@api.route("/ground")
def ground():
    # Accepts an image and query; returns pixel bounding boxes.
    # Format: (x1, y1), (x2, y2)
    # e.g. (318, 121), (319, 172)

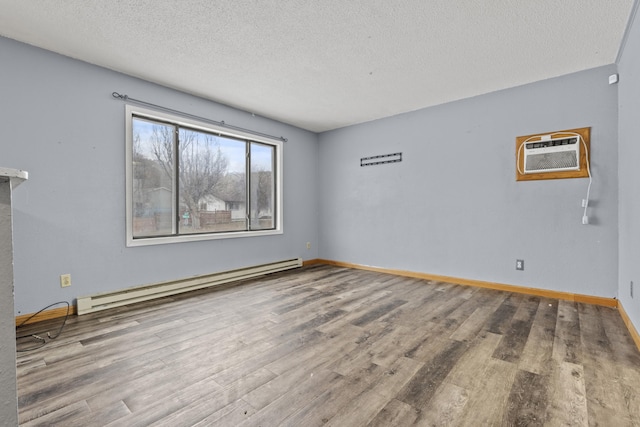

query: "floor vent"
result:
(77, 258), (302, 315)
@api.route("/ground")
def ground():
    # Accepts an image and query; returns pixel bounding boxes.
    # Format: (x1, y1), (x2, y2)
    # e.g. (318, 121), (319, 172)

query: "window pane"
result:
(132, 118), (176, 237)
(178, 129), (247, 234)
(249, 142), (275, 230)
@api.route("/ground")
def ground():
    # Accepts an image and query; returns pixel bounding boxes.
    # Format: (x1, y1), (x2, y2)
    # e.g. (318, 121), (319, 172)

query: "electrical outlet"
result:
(60, 274), (71, 288)
(631, 281), (634, 298)
(306, 242), (311, 250)
(516, 259), (524, 271)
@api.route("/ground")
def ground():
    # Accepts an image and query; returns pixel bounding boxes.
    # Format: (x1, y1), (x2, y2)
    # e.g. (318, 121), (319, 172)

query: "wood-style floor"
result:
(16, 265), (640, 426)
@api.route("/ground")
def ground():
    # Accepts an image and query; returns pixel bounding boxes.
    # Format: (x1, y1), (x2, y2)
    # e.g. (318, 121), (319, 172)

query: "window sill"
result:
(126, 228), (283, 247)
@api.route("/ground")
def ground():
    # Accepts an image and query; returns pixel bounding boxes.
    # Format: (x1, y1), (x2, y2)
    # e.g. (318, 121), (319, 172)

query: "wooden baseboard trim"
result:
(15, 304), (76, 327)
(310, 259), (618, 308)
(302, 259), (326, 267)
(618, 302), (640, 352)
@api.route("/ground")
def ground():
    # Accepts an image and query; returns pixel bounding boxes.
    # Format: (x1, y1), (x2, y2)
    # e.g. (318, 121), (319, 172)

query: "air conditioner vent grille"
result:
(525, 151), (578, 172)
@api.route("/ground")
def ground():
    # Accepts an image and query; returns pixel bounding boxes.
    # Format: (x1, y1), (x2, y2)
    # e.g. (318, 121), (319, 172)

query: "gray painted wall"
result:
(318, 65), (619, 299)
(0, 182), (18, 426)
(618, 5), (640, 332)
(0, 36), (319, 316)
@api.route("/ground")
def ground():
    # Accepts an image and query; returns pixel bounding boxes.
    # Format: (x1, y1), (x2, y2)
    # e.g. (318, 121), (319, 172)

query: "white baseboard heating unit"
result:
(77, 258), (302, 315)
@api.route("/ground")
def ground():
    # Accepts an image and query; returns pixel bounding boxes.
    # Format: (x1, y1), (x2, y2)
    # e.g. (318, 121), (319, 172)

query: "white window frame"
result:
(125, 105), (283, 247)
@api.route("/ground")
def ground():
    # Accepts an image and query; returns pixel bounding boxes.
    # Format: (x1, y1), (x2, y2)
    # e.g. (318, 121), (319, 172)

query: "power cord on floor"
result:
(16, 301), (70, 352)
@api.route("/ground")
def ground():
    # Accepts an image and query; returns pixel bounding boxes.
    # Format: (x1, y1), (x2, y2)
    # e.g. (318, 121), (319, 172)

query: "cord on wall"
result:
(580, 136), (592, 225)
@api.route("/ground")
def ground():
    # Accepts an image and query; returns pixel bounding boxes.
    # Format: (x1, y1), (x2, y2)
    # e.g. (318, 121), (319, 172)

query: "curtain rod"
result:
(111, 92), (288, 142)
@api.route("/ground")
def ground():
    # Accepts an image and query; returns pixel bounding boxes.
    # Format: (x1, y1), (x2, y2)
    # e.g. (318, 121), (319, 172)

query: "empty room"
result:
(2, 1), (640, 426)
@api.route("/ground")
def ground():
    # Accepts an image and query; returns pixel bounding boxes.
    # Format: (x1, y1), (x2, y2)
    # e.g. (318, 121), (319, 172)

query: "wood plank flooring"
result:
(15, 265), (640, 426)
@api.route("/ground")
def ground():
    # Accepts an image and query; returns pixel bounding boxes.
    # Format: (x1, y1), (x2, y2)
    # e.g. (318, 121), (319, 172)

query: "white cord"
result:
(550, 131), (592, 221)
(581, 136), (592, 221)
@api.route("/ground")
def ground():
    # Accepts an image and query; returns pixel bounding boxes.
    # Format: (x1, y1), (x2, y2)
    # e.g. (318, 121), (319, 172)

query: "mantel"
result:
(0, 167), (28, 187)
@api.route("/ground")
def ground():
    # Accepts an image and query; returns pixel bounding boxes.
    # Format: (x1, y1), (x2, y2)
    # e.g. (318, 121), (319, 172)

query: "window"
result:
(126, 105), (282, 246)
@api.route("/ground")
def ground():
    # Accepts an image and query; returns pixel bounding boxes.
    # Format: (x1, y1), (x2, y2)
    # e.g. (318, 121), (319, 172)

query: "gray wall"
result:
(0, 36), (319, 316)
(318, 65), (619, 298)
(618, 5), (640, 332)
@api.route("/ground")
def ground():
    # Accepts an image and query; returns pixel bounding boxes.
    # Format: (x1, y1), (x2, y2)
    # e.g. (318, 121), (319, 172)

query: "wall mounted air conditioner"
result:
(522, 136), (580, 174)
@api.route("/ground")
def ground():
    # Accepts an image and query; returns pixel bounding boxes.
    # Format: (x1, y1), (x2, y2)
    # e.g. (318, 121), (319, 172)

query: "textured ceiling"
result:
(0, 1), (635, 132)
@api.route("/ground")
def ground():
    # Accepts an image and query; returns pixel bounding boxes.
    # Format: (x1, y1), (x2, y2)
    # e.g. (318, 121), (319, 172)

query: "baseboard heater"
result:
(77, 258), (302, 315)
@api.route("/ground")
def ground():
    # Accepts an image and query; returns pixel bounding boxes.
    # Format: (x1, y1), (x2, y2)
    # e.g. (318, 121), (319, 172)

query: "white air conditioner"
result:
(523, 136), (580, 174)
